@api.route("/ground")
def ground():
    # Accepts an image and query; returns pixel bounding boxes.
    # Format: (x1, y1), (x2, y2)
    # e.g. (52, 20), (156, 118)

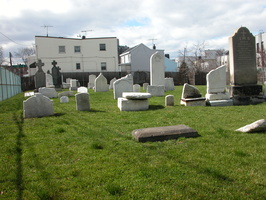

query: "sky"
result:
(1, 0), (266, 63)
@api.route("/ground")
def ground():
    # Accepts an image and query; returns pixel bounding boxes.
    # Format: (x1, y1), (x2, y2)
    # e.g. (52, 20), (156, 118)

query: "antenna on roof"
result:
(81, 30), (93, 38)
(41, 25), (53, 37)
(149, 38), (157, 49)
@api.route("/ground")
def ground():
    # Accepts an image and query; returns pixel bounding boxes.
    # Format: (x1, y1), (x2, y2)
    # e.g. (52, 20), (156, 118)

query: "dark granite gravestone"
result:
(51, 60), (62, 88)
(229, 27), (262, 105)
(34, 59), (46, 89)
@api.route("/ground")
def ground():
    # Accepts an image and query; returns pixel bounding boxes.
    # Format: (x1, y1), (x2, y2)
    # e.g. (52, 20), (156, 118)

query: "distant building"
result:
(255, 32), (266, 83)
(119, 43), (177, 73)
(30, 36), (120, 74)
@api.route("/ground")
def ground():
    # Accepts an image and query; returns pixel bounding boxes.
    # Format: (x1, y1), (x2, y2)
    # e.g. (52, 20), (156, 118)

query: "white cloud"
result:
(0, 0), (266, 60)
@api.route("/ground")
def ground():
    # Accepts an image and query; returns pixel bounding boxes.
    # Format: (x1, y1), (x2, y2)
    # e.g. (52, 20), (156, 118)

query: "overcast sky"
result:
(1, 0), (266, 63)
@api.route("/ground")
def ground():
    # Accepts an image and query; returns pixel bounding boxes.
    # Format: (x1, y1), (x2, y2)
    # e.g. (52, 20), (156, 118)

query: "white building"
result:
(32, 36), (120, 73)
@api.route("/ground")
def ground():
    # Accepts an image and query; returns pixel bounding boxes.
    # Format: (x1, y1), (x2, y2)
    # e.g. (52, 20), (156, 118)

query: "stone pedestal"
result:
(180, 97), (206, 106)
(118, 92), (151, 111)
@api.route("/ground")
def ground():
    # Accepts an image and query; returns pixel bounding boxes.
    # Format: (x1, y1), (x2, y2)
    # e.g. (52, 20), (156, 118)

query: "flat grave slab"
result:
(122, 92), (152, 100)
(132, 125), (200, 142)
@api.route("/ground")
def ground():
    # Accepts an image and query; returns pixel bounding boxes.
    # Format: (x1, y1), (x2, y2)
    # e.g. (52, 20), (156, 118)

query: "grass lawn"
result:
(0, 86), (265, 200)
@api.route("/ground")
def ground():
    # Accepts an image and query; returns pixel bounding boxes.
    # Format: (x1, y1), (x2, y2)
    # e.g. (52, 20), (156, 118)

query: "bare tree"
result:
(14, 47), (35, 65)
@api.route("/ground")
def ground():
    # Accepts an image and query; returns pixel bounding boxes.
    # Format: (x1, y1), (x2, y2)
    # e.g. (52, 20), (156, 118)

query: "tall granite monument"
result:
(51, 60), (62, 88)
(229, 27), (262, 105)
(34, 59), (46, 89)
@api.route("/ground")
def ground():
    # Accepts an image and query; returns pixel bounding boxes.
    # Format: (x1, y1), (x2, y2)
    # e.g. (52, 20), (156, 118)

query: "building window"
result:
(100, 44), (106, 51)
(101, 62), (107, 71)
(74, 46), (81, 53)
(76, 63), (81, 70)
(59, 46), (65, 53)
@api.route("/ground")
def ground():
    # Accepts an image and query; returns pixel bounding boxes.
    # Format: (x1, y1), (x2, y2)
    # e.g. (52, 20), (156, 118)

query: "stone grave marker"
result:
(113, 74), (133, 99)
(88, 74), (96, 89)
(165, 95), (174, 106)
(165, 77), (175, 91)
(75, 93), (90, 111)
(51, 60), (62, 88)
(35, 59), (46, 89)
(38, 87), (57, 98)
(109, 77), (117, 89)
(70, 79), (78, 90)
(60, 96), (69, 103)
(147, 85), (164, 96)
(133, 84), (141, 92)
(23, 93), (54, 118)
(77, 86), (88, 93)
(150, 51), (165, 86)
(94, 73), (109, 92)
(180, 83), (206, 106)
(143, 83), (149, 91)
(229, 26), (262, 105)
(46, 72), (54, 88)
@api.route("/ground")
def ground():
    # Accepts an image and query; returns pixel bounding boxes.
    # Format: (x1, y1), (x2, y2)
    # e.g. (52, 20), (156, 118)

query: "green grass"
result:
(0, 86), (265, 200)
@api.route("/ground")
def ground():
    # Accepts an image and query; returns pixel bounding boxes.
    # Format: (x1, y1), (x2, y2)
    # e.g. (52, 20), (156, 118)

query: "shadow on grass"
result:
(12, 112), (24, 200)
(149, 105), (165, 110)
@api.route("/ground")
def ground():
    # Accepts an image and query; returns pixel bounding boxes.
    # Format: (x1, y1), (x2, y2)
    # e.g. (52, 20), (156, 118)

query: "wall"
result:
(0, 67), (22, 101)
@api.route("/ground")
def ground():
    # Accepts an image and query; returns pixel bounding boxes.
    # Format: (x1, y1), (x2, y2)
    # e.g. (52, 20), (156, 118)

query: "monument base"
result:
(232, 96), (265, 105)
(207, 99), (233, 107)
(180, 97), (206, 106)
(230, 85), (262, 96)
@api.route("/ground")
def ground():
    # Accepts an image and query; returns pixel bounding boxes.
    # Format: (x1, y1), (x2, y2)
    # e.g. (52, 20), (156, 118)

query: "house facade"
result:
(32, 36), (120, 74)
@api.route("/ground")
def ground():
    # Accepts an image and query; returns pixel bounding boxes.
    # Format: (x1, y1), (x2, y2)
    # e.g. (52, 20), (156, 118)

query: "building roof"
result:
(35, 35), (118, 41)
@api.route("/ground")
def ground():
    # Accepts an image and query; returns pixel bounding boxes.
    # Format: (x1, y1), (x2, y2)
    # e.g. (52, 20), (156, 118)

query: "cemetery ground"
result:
(0, 86), (265, 200)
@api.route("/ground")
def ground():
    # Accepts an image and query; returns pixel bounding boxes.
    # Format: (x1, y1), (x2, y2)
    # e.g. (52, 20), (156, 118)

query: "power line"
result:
(0, 32), (32, 46)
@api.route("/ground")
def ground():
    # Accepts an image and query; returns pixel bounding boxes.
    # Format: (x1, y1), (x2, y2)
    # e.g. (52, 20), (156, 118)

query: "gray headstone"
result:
(181, 83), (202, 99)
(109, 77), (117, 89)
(94, 73), (109, 92)
(147, 85), (165, 96)
(132, 125), (200, 142)
(133, 84), (141, 92)
(35, 59), (46, 89)
(23, 93), (54, 118)
(143, 83), (149, 91)
(38, 87), (57, 98)
(165, 95), (174, 106)
(229, 27), (257, 85)
(46, 73), (54, 87)
(60, 96), (69, 103)
(113, 74), (133, 99)
(164, 78), (175, 91)
(236, 119), (266, 133)
(75, 93), (90, 111)
(88, 74), (96, 89)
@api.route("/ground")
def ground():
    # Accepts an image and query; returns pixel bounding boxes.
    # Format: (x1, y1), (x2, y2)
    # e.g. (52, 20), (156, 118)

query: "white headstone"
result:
(75, 93), (90, 111)
(207, 65), (227, 94)
(66, 78), (71, 84)
(60, 96), (69, 103)
(77, 86), (88, 93)
(88, 74), (96, 89)
(70, 79), (78, 90)
(165, 95), (174, 106)
(38, 87), (57, 98)
(143, 83), (149, 91)
(94, 73), (109, 92)
(164, 78), (174, 91)
(147, 85), (164, 96)
(150, 52), (165, 86)
(23, 93), (54, 118)
(46, 73), (54, 87)
(113, 74), (133, 99)
(109, 77), (117, 89)
(133, 84), (141, 92)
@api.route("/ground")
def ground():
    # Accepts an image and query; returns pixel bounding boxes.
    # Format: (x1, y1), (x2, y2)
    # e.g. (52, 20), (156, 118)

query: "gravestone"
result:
(77, 86), (88, 93)
(75, 93), (90, 111)
(180, 83), (206, 106)
(132, 125), (200, 142)
(58, 91), (74, 98)
(46, 73), (54, 88)
(205, 65), (233, 106)
(118, 92), (152, 111)
(94, 73), (109, 92)
(113, 74), (133, 99)
(164, 78), (175, 91)
(70, 79), (78, 91)
(143, 83), (149, 91)
(133, 84), (141, 92)
(60, 96), (69, 103)
(88, 74), (96, 89)
(165, 95), (174, 106)
(38, 87), (57, 98)
(34, 59), (46, 89)
(147, 85), (164, 96)
(109, 77), (117, 89)
(150, 51), (165, 86)
(23, 93), (54, 118)
(229, 27), (262, 105)
(236, 119), (266, 133)
(51, 60), (62, 88)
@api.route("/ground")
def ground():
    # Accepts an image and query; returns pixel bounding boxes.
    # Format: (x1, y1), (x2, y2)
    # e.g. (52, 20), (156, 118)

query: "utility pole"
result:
(41, 25), (53, 37)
